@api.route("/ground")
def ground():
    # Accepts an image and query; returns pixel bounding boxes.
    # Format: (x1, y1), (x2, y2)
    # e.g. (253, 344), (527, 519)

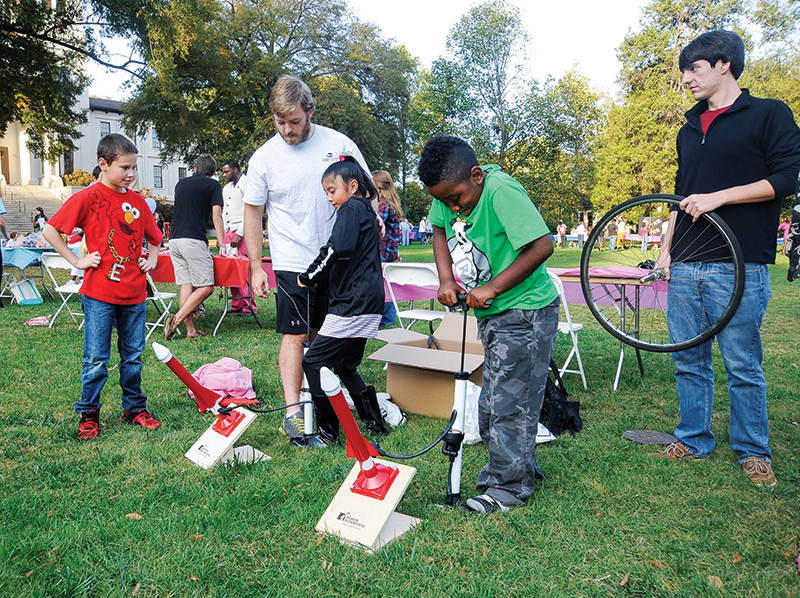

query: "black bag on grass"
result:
(540, 360), (583, 436)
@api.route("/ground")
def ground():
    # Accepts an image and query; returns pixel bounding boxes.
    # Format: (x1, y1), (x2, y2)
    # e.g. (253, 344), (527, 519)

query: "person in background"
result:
(0, 196), (7, 308)
(419, 215), (430, 244)
(576, 221), (587, 249)
(221, 159), (255, 314)
(640, 219), (650, 252)
(33, 207), (48, 232)
(163, 154), (227, 340)
(399, 218), (411, 246)
(778, 217), (791, 255)
(556, 220), (567, 248)
(607, 219), (618, 251)
(372, 170), (403, 327)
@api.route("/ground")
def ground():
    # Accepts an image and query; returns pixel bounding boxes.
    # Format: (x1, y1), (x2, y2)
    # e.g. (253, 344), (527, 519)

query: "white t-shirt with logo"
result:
(243, 125), (368, 272)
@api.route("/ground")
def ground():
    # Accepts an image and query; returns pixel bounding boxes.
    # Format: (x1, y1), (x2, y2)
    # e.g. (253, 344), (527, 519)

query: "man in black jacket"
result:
(654, 30), (800, 489)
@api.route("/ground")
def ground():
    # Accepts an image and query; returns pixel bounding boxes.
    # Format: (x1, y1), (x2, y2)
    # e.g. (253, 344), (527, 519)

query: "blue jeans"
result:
(667, 262), (771, 461)
(76, 296), (148, 415)
(380, 256), (397, 326)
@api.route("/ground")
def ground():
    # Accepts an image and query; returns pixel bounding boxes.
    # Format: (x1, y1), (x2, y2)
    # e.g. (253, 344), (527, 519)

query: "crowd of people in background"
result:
(551, 211), (794, 254)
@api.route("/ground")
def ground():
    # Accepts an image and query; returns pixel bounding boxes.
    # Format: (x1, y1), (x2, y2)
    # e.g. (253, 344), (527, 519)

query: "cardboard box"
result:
(368, 313), (484, 418)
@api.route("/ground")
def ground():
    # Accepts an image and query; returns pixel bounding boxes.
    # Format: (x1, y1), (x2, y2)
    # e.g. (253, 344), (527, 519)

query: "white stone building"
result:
(0, 88), (191, 201)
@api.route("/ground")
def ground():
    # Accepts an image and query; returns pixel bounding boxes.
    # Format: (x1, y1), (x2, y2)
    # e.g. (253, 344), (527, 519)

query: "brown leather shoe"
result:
(163, 314), (179, 341)
(742, 456), (777, 488)
(650, 441), (697, 460)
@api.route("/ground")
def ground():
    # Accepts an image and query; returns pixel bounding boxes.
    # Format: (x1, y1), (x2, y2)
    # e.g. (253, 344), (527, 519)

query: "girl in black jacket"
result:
(298, 156), (386, 446)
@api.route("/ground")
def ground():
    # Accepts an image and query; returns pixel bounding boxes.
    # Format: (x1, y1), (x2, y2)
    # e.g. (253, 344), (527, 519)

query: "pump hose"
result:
(243, 399), (312, 415)
(371, 411), (458, 459)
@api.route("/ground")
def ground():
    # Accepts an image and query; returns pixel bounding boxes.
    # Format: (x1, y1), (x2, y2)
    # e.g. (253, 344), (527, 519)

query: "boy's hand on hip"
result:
(77, 251), (101, 270)
(137, 257), (155, 272)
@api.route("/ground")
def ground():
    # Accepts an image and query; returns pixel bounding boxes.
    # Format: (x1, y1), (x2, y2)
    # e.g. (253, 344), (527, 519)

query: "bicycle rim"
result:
(579, 194), (744, 352)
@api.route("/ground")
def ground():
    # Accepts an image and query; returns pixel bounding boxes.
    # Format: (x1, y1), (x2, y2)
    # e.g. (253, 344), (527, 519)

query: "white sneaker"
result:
(465, 494), (510, 514)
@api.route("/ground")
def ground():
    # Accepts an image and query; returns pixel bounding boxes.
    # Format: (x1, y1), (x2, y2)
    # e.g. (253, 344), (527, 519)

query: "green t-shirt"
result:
(428, 165), (558, 320)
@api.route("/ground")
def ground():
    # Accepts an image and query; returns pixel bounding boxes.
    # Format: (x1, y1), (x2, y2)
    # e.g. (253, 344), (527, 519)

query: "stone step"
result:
(1, 185), (64, 237)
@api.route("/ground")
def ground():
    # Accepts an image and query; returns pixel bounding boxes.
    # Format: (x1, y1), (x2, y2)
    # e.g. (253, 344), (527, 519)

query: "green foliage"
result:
(402, 181), (433, 224)
(743, 0), (800, 118)
(439, 0), (529, 168)
(117, 0), (416, 174)
(517, 71), (606, 226)
(0, 0), (88, 162)
(591, 0), (745, 217)
(62, 168), (93, 187)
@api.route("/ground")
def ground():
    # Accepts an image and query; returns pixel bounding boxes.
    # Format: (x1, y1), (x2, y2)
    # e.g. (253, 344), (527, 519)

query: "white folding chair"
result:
(548, 269), (587, 389)
(382, 262), (445, 341)
(145, 273), (177, 341)
(41, 252), (84, 328)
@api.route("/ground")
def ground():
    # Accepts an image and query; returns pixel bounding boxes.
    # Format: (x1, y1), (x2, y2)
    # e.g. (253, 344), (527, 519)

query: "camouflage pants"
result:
(476, 301), (559, 506)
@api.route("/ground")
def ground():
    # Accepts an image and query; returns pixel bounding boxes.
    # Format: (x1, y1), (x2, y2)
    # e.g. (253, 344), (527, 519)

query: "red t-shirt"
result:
(700, 105), (730, 135)
(48, 184), (163, 304)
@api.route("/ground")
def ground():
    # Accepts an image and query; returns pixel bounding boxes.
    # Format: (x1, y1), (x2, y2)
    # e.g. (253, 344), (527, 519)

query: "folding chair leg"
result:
(560, 339), (587, 390)
(49, 299), (73, 328)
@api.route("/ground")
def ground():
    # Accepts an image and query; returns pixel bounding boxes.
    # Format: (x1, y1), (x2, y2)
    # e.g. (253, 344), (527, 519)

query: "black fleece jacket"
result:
(299, 195), (383, 317)
(673, 89), (800, 263)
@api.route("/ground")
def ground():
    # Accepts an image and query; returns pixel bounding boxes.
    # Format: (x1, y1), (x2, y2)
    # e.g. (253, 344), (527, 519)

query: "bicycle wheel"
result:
(579, 194), (744, 352)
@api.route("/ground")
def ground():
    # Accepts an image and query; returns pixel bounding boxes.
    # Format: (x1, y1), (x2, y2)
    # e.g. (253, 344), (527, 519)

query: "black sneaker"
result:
(465, 494), (510, 514)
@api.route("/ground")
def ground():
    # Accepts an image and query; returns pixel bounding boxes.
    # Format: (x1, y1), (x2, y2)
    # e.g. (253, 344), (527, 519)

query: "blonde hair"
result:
(371, 170), (403, 220)
(269, 76), (316, 117)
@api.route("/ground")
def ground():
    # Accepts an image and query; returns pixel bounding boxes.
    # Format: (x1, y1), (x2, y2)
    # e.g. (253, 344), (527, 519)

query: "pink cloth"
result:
(191, 358), (257, 400)
(224, 229), (255, 313)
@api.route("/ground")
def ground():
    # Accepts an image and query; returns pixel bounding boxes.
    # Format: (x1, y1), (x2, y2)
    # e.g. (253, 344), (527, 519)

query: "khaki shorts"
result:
(169, 238), (214, 287)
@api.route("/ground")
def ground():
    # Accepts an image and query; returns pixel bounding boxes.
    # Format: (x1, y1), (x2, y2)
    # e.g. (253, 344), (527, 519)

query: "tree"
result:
(1, 0), (88, 162)
(431, 0), (529, 170)
(116, 0), (416, 173)
(744, 0), (800, 118)
(505, 71), (605, 227)
(0, 0), (149, 162)
(591, 0), (744, 218)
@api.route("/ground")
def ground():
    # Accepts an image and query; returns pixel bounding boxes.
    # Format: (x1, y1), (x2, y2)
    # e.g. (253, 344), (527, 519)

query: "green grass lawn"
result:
(1, 244), (799, 597)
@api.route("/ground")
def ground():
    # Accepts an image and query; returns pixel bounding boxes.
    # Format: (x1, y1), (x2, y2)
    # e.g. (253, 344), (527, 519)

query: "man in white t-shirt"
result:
(243, 76), (369, 442)
(221, 159), (254, 314)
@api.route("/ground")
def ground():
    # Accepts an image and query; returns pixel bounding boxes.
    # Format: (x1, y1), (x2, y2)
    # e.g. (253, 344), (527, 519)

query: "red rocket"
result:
(319, 367), (398, 500)
(152, 342), (224, 413)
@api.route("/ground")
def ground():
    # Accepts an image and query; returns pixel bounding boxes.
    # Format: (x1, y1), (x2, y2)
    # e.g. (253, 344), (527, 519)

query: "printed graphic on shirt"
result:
(448, 217), (492, 290)
(89, 188), (143, 282)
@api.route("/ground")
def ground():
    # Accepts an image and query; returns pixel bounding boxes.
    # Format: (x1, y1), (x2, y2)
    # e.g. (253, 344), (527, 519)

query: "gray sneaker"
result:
(280, 412), (304, 440)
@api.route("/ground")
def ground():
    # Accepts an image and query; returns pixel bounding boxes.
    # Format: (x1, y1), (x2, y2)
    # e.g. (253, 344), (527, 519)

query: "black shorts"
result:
(274, 270), (329, 335)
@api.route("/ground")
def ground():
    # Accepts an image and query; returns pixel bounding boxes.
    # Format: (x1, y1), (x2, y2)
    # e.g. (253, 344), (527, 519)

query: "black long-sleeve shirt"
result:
(673, 89), (800, 264)
(300, 195), (383, 327)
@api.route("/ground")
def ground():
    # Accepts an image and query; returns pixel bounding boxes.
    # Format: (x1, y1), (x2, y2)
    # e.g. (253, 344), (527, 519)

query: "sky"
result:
(88, 0), (652, 99)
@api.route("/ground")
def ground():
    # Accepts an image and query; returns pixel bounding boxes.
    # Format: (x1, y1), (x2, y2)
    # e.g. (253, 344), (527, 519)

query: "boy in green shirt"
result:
(419, 136), (559, 513)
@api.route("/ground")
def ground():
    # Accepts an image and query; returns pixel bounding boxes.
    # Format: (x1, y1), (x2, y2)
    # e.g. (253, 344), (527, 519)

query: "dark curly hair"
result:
(679, 30), (745, 80)
(321, 156), (377, 199)
(417, 136), (479, 188)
